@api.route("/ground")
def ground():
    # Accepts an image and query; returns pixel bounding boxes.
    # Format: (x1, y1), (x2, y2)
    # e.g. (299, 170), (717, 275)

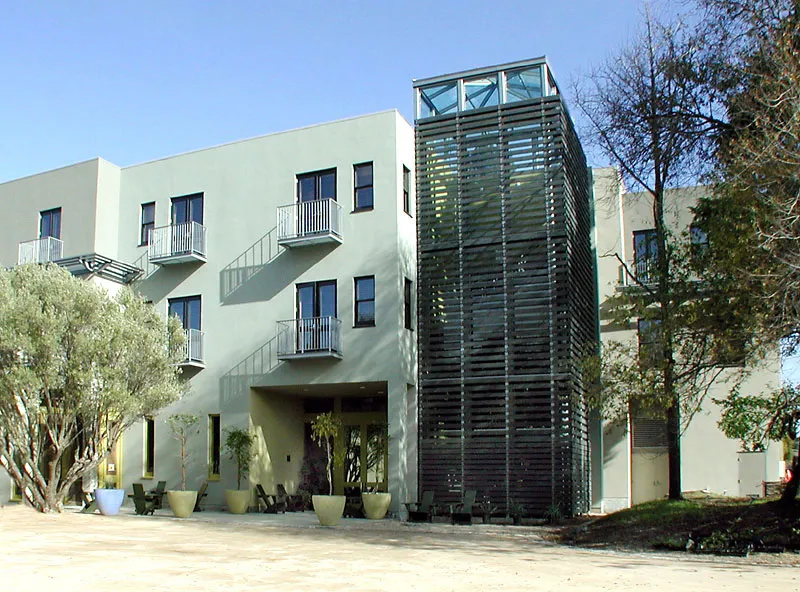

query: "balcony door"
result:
(297, 169), (336, 235)
(296, 281), (336, 351)
(168, 296), (202, 332)
(633, 229), (658, 283)
(171, 193), (204, 225)
(39, 208), (61, 239)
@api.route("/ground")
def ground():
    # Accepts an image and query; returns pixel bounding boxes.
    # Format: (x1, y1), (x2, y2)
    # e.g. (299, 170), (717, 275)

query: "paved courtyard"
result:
(0, 504), (796, 591)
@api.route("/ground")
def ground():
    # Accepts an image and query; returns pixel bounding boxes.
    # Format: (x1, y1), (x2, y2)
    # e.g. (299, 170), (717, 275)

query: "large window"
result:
(296, 280), (337, 351)
(298, 169), (337, 203)
(140, 202), (155, 245)
(403, 166), (411, 216)
(168, 295), (202, 331)
(404, 278), (413, 330)
(633, 229), (658, 284)
(208, 414), (221, 480)
(39, 207), (62, 239)
(354, 163), (374, 211)
(354, 276), (375, 327)
(171, 193), (204, 225)
(144, 417), (155, 478)
(637, 318), (663, 368)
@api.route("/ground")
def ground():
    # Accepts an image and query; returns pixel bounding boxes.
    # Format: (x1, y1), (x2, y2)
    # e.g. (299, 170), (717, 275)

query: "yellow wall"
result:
(250, 390), (305, 494)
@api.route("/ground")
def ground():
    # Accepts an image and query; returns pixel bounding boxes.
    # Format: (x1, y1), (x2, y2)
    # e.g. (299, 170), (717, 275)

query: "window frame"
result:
(39, 207), (62, 240)
(353, 162), (374, 212)
(140, 202), (156, 246)
(143, 417), (155, 479)
(208, 414), (221, 481)
(168, 295), (202, 331)
(354, 275), (376, 328)
(171, 193), (204, 225)
(404, 277), (413, 330)
(402, 165), (411, 216)
(297, 168), (337, 203)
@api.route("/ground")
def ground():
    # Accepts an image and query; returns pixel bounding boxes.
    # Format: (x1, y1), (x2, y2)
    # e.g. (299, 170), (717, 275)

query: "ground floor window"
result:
(208, 414), (221, 480)
(144, 417), (155, 478)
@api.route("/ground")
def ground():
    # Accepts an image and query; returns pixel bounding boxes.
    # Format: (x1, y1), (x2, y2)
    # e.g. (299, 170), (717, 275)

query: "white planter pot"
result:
(361, 492), (392, 520)
(312, 494), (346, 526)
(225, 489), (250, 514)
(167, 490), (198, 518)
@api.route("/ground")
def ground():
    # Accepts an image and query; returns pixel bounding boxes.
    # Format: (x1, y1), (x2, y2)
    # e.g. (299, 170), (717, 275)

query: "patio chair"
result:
(193, 481), (209, 512)
(150, 480), (167, 510)
(450, 490), (477, 525)
(256, 484), (286, 514)
(405, 490), (436, 522)
(80, 492), (98, 514)
(276, 483), (304, 512)
(129, 483), (155, 515)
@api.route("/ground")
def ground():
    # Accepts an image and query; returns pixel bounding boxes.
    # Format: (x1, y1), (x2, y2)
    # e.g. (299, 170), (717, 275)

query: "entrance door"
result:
(343, 423), (388, 493)
(296, 281), (336, 351)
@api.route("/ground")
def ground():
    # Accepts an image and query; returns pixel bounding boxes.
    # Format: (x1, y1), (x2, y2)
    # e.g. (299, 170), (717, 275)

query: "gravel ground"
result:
(0, 504), (797, 591)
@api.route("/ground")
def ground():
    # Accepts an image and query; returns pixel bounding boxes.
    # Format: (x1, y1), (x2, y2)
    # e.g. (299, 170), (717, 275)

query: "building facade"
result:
(413, 59), (598, 516)
(0, 110), (418, 511)
(591, 167), (784, 511)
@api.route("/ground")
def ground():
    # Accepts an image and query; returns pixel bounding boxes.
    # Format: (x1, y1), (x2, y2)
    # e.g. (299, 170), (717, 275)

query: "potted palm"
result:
(361, 424), (392, 520)
(166, 413), (199, 518)
(310, 411), (345, 526)
(223, 426), (253, 514)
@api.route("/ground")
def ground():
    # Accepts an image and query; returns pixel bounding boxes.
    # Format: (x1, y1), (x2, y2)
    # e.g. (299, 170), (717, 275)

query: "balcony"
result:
(179, 328), (205, 369)
(149, 221), (207, 265)
(276, 316), (343, 360)
(18, 237), (63, 265)
(619, 259), (657, 288)
(277, 199), (343, 248)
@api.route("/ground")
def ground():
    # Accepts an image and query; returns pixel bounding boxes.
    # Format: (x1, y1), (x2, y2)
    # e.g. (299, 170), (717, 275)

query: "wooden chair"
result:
(193, 482), (209, 512)
(404, 491), (436, 522)
(129, 483), (155, 515)
(450, 490), (477, 525)
(80, 492), (98, 514)
(256, 484), (285, 514)
(276, 483), (304, 512)
(149, 481), (167, 510)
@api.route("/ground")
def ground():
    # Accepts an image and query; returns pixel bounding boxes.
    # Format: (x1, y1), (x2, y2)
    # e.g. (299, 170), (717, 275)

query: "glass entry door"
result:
(343, 422), (388, 493)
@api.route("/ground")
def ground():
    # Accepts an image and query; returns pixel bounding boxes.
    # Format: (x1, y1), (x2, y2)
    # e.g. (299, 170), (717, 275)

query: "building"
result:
(591, 167), (785, 511)
(0, 110), (418, 511)
(413, 58), (598, 516)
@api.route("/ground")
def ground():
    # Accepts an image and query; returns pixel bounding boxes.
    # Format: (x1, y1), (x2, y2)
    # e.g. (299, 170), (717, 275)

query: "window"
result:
(144, 417), (155, 478)
(171, 193), (204, 225)
(297, 169), (337, 203)
(39, 207), (62, 240)
(631, 414), (669, 449)
(637, 318), (663, 368)
(354, 163), (374, 211)
(140, 202), (155, 245)
(354, 276), (375, 327)
(168, 296), (202, 331)
(690, 225), (708, 260)
(404, 278), (413, 330)
(208, 414), (221, 480)
(402, 166), (411, 216)
(296, 280), (337, 351)
(633, 229), (658, 284)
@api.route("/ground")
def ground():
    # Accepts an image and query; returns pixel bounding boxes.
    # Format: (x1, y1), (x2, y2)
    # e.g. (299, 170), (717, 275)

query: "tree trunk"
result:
(666, 397), (682, 499)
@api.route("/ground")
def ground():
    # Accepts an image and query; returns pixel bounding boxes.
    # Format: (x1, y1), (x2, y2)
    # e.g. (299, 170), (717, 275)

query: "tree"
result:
(310, 411), (341, 496)
(168, 414), (199, 491)
(224, 426), (253, 490)
(576, 9), (735, 499)
(0, 264), (185, 512)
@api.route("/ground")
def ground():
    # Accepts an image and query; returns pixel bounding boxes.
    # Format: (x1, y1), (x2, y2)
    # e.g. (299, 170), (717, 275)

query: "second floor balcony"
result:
(276, 316), (343, 360)
(619, 258), (657, 289)
(178, 328), (205, 369)
(149, 221), (207, 265)
(277, 199), (343, 248)
(18, 237), (63, 265)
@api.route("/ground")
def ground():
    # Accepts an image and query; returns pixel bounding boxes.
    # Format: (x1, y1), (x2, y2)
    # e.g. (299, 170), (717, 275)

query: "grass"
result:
(556, 494), (800, 555)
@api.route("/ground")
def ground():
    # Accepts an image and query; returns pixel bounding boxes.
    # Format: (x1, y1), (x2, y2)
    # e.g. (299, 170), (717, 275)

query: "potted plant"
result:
(166, 413), (199, 518)
(310, 411), (345, 526)
(509, 500), (525, 526)
(361, 424), (392, 520)
(223, 426), (253, 514)
(479, 497), (498, 524)
(94, 477), (125, 516)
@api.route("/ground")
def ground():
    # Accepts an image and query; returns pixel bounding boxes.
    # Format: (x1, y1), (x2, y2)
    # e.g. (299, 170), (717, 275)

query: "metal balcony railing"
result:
(18, 237), (63, 265)
(180, 328), (205, 367)
(619, 259), (657, 287)
(277, 199), (343, 247)
(276, 316), (343, 359)
(149, 221), (207, 264)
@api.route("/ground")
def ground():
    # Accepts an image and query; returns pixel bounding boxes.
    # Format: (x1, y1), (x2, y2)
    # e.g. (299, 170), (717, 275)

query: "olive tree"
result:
(0, 264), (185, 512)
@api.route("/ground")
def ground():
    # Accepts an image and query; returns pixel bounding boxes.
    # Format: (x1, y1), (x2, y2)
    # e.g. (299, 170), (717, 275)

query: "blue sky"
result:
(0, 1), (650, 182)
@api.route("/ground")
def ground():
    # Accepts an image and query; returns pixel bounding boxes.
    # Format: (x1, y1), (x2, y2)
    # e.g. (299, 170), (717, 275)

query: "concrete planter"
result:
(94, 488), (125, 516)
(312, 494), (346, 526)
(167, 490), (198, 518)
(361, 492), (392, 520)
(225, 489), (250, 514)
